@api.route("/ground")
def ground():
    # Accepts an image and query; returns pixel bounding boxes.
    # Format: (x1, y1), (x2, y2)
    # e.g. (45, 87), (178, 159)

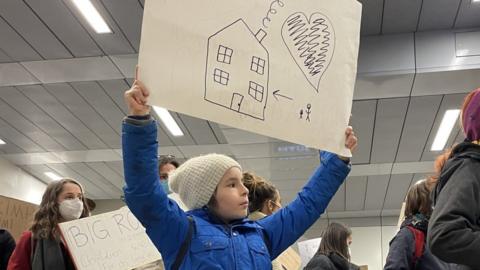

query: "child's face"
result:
(212, 167), (249, 222)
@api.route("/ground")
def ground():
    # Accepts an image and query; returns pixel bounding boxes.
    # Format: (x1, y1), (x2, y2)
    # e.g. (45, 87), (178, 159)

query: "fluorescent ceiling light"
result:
(0, 138), (5, 145)
(431, 109), (460, 151)
(44, 172), (63, 181)
(153, 106), (184, 137)
(72, 0), (112, 34)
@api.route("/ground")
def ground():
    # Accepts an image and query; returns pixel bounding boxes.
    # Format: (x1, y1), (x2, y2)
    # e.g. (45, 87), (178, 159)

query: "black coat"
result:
(384, 216), (456, 270)
(304, 252), (359, 270)
(0, 229), (16, 270)
(428, 142), (480, 270)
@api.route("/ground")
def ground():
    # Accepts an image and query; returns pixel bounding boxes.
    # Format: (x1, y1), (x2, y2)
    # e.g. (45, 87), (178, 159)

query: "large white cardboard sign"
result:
(139, 0), (361, 156)
(58, 207), (161, 270)
(298, 237), (322, 267)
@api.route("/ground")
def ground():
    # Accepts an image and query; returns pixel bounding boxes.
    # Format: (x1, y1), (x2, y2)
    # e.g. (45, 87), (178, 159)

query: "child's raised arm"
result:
(258, 127), (357, 258)
(122, 67), (189, 265)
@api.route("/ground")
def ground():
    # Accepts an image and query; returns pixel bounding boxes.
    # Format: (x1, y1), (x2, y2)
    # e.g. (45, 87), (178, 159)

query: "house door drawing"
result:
(230, 93), (244, 112)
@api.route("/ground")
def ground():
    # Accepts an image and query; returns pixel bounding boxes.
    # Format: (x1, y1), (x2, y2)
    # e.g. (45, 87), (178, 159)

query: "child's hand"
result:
(338, 126), (357, 161)
(124, 66), (150, 116)
(344, 126), (357, 151)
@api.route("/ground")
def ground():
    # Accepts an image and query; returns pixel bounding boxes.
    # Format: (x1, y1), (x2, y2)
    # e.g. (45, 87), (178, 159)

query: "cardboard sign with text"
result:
(58, 207), (161, 270)
(397, 202), (406, 228)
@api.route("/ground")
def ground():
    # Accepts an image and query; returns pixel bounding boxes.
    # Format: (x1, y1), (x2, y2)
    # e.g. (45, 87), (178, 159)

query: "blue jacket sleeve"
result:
(384, 228), (414, 270)
(257, 151), (350, 259)
(122, 120), (189, 264)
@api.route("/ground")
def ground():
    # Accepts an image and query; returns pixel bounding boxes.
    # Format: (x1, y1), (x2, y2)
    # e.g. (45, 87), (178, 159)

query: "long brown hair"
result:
(30, 179), (90, 239)
(404, 179), (432, 218)
(316, 222), (352, 260)
(242, 172), (279, 213)
(426, 149), (453, 190)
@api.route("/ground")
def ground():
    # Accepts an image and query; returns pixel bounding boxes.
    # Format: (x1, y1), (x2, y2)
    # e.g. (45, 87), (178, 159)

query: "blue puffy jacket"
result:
(122, 120), (351, 270)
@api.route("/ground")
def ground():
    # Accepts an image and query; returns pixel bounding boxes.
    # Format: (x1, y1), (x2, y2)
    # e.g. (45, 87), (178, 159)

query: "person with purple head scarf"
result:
(428, 88), (480, 270)
(462, 89), (480, 144)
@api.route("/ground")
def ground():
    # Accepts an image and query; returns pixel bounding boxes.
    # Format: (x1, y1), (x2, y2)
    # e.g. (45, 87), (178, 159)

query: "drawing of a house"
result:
(204, 19), (269, 120)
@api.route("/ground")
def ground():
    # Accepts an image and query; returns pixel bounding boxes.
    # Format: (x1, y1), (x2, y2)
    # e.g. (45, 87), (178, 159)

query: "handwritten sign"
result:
(298, 237), (321, 267)
(138, 0), (362, 156)
(397, 202), (406, 228)
(0, 195), (37, 240)
(132, 260), (164, 270)
(58, 207), (161, 270)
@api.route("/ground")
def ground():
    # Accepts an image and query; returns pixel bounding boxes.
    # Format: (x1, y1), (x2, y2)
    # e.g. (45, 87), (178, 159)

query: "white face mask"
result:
(59, 198), (84, 221)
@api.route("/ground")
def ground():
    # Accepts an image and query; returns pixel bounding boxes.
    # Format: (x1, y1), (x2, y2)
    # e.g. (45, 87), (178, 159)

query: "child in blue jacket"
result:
(122, 72), (357, 270)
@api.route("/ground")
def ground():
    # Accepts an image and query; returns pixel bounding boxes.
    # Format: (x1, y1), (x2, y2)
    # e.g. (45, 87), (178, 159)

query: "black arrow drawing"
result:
(273, 90), (293, 101)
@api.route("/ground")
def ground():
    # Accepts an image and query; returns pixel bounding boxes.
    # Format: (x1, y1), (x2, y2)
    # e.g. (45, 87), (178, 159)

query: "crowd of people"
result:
(2, 72), (479, 270)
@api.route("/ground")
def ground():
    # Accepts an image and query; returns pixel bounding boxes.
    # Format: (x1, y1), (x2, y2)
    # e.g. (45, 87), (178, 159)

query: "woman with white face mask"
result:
(8, 179), (90, 270)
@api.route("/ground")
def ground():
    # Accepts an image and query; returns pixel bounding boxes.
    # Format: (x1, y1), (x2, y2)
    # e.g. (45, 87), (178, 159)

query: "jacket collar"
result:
(328, 252), (351, 270)
(401, 214), (429, 233)
(248, 211), (267, 221)
(452, 141), (480, 158)
(188, 207), (261, 229)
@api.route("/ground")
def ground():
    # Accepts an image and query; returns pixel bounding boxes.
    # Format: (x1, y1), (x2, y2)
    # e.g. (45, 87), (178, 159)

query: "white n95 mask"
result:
(59, 198), (84, 221)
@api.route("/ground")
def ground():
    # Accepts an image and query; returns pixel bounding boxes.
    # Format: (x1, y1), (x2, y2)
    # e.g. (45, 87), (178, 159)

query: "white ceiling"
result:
(1, 0), (480, 221)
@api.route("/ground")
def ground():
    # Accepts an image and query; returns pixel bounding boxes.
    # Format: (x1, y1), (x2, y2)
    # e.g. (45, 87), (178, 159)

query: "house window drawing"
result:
(250, 56), (265, 75)
(217, 45), (233, 64)
(213, 68), (229, 85)
(204, 19), (269, 121)
(248, 81), (264, 102)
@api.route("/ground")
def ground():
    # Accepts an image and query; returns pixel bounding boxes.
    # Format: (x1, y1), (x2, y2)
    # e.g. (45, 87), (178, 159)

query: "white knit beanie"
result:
(169, 154), (242, 210)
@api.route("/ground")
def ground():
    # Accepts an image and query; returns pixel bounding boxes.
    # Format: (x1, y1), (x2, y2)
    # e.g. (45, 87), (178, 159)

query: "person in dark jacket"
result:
(428, 88), (480, 270)
(384, 179), (454, 270)
(304, 222), (359, 270)
(0, 228), (15, 270)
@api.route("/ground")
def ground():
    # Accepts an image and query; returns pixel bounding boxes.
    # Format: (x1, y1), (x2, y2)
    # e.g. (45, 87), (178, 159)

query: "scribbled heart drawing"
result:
(282, 12), (335, 92)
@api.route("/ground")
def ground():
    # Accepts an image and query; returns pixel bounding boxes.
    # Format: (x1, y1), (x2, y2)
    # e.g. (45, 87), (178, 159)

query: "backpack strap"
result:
(406, 226), (425, 268)
(172, 216), (195, 270)
(261, 229), (272, 256)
